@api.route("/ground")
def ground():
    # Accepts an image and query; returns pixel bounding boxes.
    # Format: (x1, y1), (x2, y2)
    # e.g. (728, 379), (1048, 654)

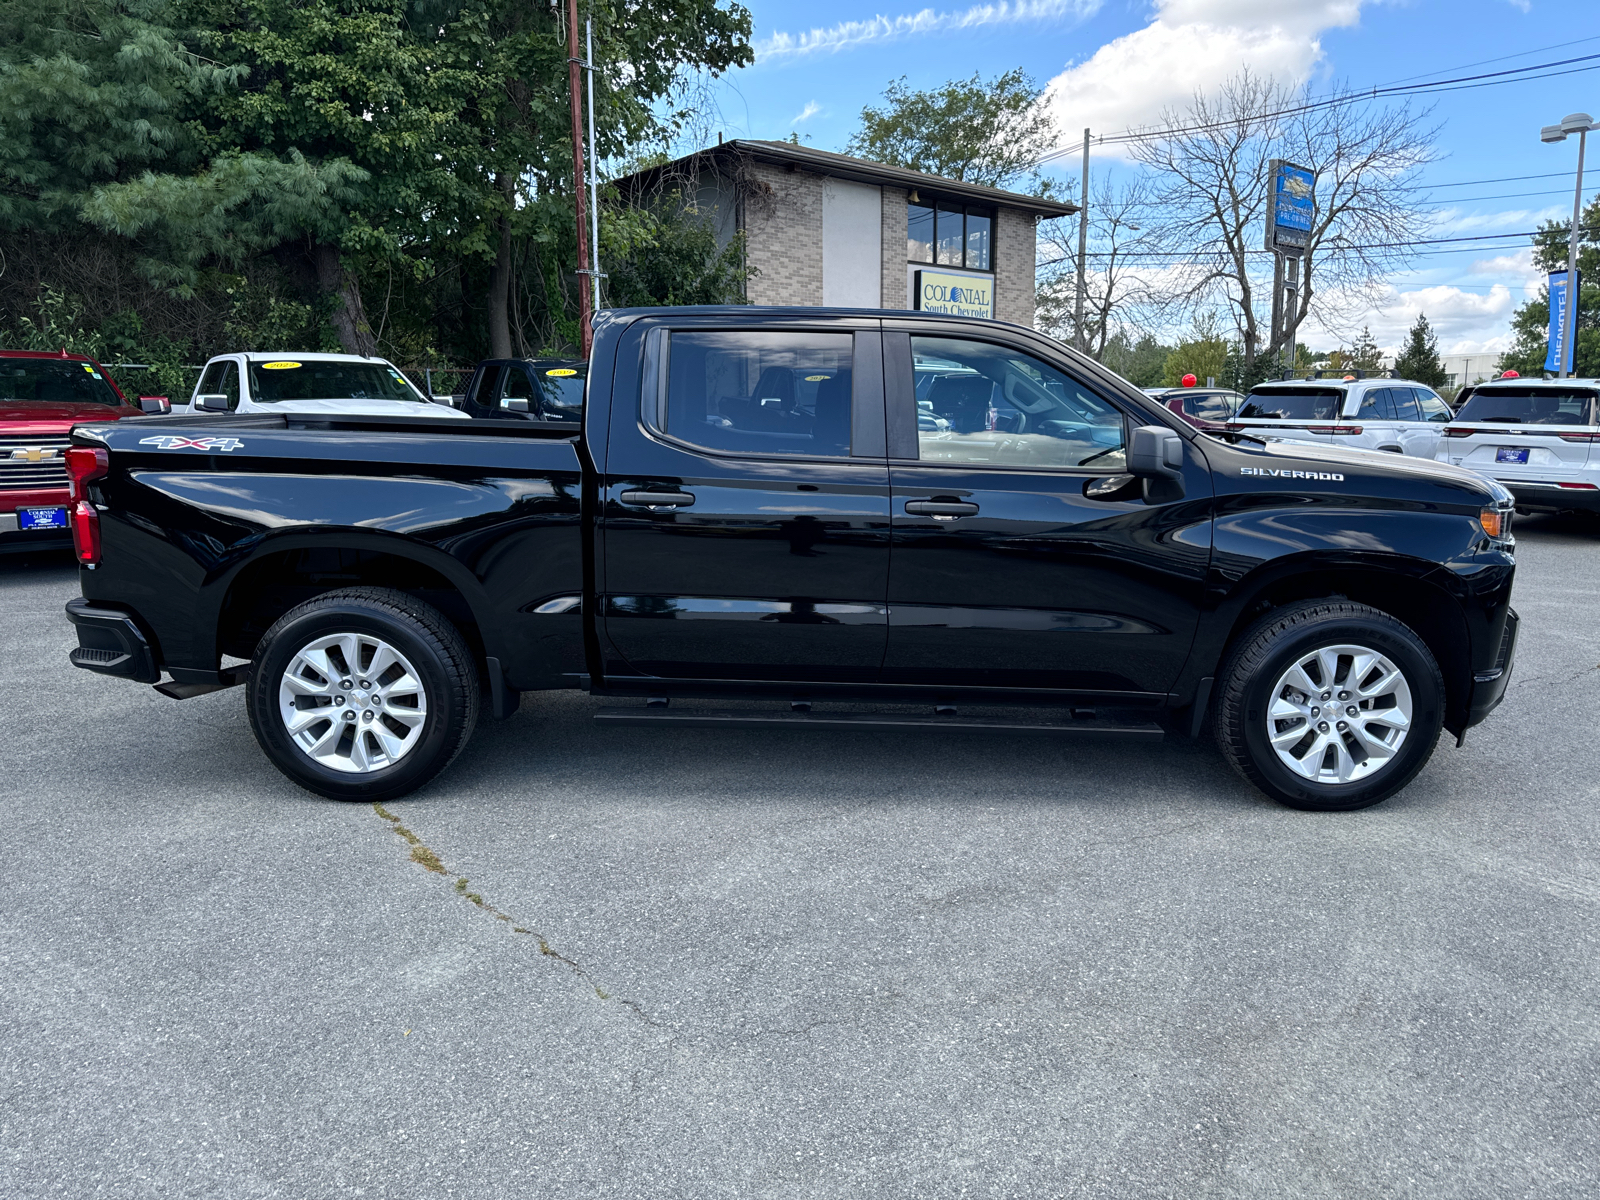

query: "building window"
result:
(907, 199), (994, 272)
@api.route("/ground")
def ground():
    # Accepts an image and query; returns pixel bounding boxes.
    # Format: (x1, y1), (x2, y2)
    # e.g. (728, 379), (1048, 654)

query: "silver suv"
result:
(1231, 377), (1454, 458)
(1435, 377), (1600, 516)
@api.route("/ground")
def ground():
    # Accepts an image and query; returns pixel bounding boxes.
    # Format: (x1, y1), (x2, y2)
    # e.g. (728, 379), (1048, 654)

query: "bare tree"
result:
(1036, 175), (1164, 358)
(1131, 70), (1436, 372)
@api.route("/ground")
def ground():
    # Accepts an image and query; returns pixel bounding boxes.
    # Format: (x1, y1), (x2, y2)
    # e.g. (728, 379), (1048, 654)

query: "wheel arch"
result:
(205, 530), (502, 672)
(1206, 557), (1473, 734)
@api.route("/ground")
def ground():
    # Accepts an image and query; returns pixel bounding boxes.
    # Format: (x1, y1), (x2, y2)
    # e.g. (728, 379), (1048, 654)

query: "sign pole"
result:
(1269, 252), (1285, 378)
(1562, 127), (1586, 378)
(1282, 255), (1300, 375)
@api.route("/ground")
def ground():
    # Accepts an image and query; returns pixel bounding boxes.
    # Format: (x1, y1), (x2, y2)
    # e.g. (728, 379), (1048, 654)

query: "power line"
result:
(1037, 52), (1600, 162)
(1382, 32), (1600, 86)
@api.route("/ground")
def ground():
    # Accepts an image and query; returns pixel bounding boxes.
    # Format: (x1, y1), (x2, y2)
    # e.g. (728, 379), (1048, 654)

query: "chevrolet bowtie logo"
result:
(9, 447), (59, 463)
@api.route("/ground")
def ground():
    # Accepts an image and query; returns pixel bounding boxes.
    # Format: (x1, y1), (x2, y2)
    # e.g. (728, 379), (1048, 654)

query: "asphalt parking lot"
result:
(3, 519), (1597, 1200)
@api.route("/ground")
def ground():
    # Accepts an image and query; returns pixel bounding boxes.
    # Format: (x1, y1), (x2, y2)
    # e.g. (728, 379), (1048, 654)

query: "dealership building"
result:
(615, 140), (1077, 327)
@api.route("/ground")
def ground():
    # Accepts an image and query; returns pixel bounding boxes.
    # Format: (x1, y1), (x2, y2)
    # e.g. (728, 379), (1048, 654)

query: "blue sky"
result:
(693, 0), (1600, 355)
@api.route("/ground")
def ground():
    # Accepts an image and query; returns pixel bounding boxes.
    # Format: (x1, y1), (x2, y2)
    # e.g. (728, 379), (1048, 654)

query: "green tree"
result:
(1497, 190), (1599, 377)
(845, 69), (1057, 189)
(1348, 326), (1383, 372)
(1393, 313), (1448, 387)
(1162, 314), (1230, 387)
(1099, 331), (1171, 388)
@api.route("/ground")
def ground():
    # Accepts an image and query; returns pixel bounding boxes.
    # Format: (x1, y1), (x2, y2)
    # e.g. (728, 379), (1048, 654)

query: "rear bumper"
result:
(1465, 607), (1519, 728)
(1500, 480), (1600, 513)
(65, 598), (161, 684)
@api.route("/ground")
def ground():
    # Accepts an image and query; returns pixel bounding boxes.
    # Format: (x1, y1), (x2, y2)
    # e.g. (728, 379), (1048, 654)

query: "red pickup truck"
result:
(1, 351), (158, 554)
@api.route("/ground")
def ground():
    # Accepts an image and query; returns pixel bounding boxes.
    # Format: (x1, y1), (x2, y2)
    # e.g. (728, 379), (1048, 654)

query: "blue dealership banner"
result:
(1546, 270), (1579, 373)
(1265, 160), (1315, 253)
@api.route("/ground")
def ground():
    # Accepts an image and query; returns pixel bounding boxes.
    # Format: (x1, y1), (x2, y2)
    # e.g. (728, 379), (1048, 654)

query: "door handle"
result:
(905, 499), (979, 518)
(620, 489), (695, 509)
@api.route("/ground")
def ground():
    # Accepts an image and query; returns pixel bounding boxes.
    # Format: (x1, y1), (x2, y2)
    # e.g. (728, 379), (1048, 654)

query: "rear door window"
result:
(663, 331), (853, 458)
(1187, 393), (1234, 422)
(1239, 388), (1341, 421)
(1358, 389), (1396, 420)
(1455, 387), (1597, 426)
(1390, 388), (1422, 422)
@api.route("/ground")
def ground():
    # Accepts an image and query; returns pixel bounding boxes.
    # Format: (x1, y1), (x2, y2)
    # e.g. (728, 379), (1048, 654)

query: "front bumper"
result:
(65, 598), (161, 684)
(1465, 606), (1519, 728)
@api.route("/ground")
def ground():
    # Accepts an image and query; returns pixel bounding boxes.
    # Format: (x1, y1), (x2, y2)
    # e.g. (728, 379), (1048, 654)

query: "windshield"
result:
(0, 359), (122, 407)
(533, 364), (585, 411)
(246, 360), (429, 404)
(1455, 387), (1596, 426)
(1238, 387), (1342, 421)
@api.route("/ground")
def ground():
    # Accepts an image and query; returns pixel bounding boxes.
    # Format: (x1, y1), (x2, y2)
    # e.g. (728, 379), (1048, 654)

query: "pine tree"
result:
(1349, 326), (1383, 372)
(1393, 313), (1448, 388)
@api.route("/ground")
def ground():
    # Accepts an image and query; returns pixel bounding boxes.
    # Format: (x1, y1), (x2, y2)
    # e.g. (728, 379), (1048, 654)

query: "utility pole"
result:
(585, 12), (602, 319)
(565, 0), (592, 356)
(1073, 129), (1089, 354)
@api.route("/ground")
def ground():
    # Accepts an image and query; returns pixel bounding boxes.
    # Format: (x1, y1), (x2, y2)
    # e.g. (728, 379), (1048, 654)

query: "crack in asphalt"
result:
(371, 802), (669, 1028)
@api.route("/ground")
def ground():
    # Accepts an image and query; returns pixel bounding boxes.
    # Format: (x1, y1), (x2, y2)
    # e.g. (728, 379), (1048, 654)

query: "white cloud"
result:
(791, 101), (823, 124)
(755, 0), (1100, 61)
(1042, 0), (1366, 155)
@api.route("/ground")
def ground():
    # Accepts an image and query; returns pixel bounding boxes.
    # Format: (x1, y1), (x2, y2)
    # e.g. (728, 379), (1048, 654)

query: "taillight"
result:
(66, 447), (108, 502)
(1306, 425), (1364, 435)
(1557, 482), (1599, 489)
(1443, 427), (1481, 438)
(65, 446), (109, 566)
(1558, 433), (1600, 443)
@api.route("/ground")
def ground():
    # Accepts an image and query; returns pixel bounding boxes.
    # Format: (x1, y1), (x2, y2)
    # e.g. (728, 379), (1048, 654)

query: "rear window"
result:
(1238, 387), (1342, 421)
(0, 359), (122, 407)
(1455, 387), (1596, 426)
(246, 360), (430, 404)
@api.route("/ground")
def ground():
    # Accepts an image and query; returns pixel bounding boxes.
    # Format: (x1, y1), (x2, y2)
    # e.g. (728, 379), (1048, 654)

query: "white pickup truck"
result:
(1230, 377), (1453, 458)
(180, 353), (470, 419)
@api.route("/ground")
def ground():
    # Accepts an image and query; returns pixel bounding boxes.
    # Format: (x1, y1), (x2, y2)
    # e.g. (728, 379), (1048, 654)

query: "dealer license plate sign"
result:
(18, 506), (68, 531)
(1495, 448), (1530, 465)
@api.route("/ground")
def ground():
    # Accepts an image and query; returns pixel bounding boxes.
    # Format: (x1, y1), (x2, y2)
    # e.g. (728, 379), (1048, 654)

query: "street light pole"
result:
(1541, 112), (1597, 378)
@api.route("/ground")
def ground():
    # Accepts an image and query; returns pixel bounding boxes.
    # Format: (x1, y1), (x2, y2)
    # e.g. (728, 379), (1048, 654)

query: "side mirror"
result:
(138, 396), (171, 415)
(1128, 425), (1184, 479)
(195, 393), (230, 413)
(502, 398), (530, 414)
(448, 393), (467, 409)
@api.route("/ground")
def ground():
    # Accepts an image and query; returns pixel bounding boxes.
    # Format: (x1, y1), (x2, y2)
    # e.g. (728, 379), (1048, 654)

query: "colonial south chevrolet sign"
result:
(915, 270), (994, 319)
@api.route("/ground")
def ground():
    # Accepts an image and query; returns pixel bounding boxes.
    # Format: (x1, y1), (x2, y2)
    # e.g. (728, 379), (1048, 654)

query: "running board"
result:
(593, 707), (1165, 739)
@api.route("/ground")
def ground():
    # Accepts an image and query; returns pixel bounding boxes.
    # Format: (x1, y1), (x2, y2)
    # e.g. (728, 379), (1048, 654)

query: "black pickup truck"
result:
(62, 307), (1519, 811)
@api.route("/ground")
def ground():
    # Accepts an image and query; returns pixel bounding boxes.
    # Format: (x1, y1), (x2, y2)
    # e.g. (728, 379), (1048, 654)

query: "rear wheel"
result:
(1213, 601), (1444, 811)
(246, 588), (479, 801)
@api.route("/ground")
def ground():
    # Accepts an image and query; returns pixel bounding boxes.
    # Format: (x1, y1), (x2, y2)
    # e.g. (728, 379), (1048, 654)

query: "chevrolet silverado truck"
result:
(62, 307), (1519, 812)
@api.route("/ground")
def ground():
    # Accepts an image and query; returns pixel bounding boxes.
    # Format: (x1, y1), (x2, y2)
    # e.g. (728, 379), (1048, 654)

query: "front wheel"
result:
(245, 588), (479, 801)
(1213, 601), (1444, 811)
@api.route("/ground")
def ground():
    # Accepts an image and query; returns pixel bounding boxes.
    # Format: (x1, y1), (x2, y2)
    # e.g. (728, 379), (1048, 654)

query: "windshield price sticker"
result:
(545, 368), (578, 377)
(261, 361), (301, 370)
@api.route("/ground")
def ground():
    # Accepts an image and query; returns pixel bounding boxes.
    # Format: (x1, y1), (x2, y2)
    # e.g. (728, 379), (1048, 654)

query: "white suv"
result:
(181, 353), (469, 419)
(1230, 377), (1454, 458)
(1435, 377), (1600, 516)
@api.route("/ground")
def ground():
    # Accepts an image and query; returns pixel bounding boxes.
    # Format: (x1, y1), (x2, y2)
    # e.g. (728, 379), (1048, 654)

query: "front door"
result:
(883, 327), (1212, 698)
(600, 318), (891, 683)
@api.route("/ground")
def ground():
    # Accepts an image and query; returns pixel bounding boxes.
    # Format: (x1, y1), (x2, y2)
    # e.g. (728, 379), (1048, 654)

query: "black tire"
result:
(1213, 601), (1444, 811)
(245, 587), (479, 801)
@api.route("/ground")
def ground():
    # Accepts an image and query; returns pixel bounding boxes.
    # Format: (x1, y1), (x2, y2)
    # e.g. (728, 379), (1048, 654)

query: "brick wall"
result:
(993, 207), (1038, 328)
(743, 162), (824, 306)
(880, 186), (910, 310)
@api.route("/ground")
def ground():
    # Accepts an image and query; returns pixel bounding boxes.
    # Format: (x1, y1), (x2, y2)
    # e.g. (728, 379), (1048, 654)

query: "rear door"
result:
(600, 315), (891, 683)
(1401, 388), (1451, 459)
(1354, 386), (1402, 452)
(881, 325), (1211, 697)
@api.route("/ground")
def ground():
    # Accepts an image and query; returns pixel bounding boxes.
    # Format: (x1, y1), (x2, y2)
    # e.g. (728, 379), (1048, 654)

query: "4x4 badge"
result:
(139, 435), (245, 452)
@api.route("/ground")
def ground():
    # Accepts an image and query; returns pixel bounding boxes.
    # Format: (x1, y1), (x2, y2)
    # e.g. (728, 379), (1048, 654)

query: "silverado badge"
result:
(1241, 466), (1345, 481)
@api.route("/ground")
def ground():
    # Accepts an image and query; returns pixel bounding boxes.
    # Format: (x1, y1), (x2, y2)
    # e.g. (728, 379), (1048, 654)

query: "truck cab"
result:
(181, 353), (470, 420)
